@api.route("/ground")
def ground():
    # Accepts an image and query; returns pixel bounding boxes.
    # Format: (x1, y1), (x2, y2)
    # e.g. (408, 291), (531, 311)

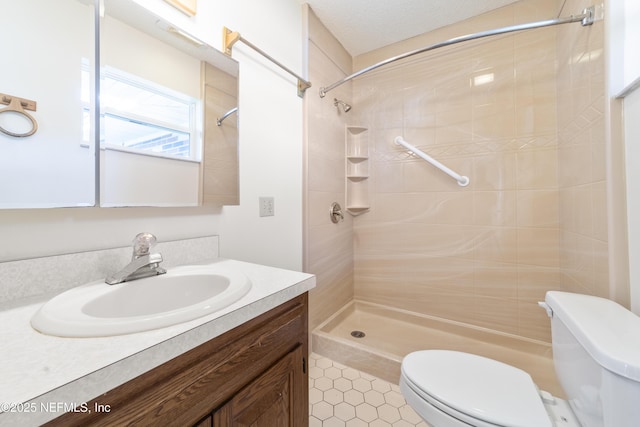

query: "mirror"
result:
(0, 0), (239, 209)
(0, 0), (96, 208)
(101, 0), (239, 207)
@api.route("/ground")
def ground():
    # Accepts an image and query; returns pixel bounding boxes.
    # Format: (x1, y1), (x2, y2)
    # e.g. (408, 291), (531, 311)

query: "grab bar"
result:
(394, 136), (469, 187)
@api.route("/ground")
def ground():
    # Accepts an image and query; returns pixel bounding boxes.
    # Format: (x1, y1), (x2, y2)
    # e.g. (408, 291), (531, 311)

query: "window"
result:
(99, 67), (201, 161)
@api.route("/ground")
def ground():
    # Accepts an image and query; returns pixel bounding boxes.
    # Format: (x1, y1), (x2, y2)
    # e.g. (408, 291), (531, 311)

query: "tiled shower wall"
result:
(348, 0), (608, 343)
(556, 0), (609, 299)
(305, 7), (355, 331)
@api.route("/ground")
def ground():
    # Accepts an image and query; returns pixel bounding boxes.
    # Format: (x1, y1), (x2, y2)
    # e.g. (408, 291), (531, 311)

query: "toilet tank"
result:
(545, 291), (640, 427)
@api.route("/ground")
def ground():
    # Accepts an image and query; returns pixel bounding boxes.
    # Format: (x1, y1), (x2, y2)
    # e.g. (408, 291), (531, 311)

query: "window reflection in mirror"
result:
(100, 0), (239, 207)
(100, 0), (204, 207)
(0, 0), (96, 208)
(101, 68), (198, 160)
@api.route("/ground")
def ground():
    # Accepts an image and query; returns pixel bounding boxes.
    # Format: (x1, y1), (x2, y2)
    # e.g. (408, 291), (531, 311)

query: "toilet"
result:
(400, 291), (640, 427)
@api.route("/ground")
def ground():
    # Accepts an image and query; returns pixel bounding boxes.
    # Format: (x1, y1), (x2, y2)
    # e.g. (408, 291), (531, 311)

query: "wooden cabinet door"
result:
(195, 415), (213, 427)
(214, 345), (307, 427)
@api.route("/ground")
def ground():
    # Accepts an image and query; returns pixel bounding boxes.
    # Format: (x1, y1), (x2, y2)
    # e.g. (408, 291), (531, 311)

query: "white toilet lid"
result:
(402, 350), (552, 427)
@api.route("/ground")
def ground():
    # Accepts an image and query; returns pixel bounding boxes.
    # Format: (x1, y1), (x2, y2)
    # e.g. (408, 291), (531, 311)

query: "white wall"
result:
(623, 0), (640, 88)
(102, 13), (201, 98)
(609, 0), (640, 95)
(609, 0), (640, 313)
(625, 88), (640, 314)
(100, 150), (200, 207)
(0, 0), (304, 274)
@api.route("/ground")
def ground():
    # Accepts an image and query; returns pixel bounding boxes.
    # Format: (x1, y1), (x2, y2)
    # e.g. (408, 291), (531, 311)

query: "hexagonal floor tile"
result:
(309, 353), (425, 426)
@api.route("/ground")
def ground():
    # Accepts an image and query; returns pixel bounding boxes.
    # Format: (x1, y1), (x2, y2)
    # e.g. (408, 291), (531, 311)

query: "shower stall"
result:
(303, 0), (620, 391)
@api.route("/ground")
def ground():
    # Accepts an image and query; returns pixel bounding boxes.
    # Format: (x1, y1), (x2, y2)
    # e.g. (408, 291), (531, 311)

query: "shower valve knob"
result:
(330, 202), (344, 223)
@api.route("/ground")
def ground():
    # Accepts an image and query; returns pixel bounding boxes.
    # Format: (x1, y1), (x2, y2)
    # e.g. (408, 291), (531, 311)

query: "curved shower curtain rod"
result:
(319, 6), (595, 98)
(217, 107), (238, 126)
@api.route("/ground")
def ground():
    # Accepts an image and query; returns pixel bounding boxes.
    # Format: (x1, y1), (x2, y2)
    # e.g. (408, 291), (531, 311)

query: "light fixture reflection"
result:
(472, 73), (495, 87)
(156, 20), (204, 47)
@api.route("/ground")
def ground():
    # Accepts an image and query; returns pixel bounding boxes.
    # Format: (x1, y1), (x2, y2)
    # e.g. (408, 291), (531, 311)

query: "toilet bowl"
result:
(400, 291), (640, 427)
(400, 350), (578, 427)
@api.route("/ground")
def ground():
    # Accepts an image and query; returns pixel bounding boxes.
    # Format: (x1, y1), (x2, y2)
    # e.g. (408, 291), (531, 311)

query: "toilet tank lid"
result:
(546, 291), (640, 382)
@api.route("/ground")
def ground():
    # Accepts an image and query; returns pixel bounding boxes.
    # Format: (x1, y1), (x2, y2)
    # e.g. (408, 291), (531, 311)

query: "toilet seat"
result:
(401, 350), (553, 427)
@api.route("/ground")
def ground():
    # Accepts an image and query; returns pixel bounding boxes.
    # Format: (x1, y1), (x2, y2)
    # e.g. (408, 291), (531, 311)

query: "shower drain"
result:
(350, 330), (366, 338)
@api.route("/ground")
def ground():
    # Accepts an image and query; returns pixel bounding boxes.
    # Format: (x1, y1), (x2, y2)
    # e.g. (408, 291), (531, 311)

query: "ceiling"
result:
(302, 0), (520, 56)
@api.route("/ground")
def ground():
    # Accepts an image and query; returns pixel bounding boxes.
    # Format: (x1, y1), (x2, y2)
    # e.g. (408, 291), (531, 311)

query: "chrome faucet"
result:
(106, 233), (167, 285)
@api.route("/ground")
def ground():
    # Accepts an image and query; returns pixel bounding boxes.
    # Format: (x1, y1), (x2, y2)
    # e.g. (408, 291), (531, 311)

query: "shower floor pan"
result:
(312, 300), (563, 397)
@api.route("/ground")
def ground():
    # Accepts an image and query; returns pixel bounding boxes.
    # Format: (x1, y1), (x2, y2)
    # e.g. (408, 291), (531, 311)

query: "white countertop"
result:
(0, 258), (315, 427)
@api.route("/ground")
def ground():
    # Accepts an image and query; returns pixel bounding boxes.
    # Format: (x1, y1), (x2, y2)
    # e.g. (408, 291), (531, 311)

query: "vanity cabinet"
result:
(46, 293), (308, 427)
(211, 345), (304, 426)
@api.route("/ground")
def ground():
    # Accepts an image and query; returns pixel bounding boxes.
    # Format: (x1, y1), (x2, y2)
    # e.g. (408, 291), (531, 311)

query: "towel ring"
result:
(0, 96), (38, 137)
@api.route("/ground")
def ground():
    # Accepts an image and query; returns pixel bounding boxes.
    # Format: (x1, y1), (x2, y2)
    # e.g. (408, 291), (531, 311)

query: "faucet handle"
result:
(132, 232), (158, 258)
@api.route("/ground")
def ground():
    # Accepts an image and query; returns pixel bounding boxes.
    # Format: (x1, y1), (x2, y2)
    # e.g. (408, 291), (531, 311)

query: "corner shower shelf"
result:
(345, 126), (370, 215)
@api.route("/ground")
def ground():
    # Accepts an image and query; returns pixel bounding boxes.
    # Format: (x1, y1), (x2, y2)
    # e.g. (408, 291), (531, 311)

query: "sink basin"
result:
(31, 264), (252, 337)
